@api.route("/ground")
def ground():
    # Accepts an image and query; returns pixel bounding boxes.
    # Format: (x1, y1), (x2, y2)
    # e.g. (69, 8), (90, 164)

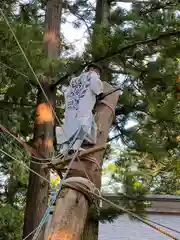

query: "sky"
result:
(59, 1), (134, 192)
(58, 1), (133, 192)
(61, 1), (132, 53)
(19, 0), (133, 192)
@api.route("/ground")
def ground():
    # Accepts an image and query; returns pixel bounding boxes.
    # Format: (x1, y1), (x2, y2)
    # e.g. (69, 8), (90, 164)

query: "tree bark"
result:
(46, 82), (120, 240)
(22, 1), (63, 239)
(83, 1), (111, 239)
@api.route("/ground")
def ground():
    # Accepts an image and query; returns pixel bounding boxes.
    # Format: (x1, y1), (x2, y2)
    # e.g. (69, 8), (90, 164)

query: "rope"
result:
(0, 148), (50, 184)
(0, 124), (64, 162)
(0, 61), (29, 80)
(60, 153), (180, 240)
(1, 131), (49, 166)
(31, 149), (80, 240)
(147, 219), (180, 235)
(63, 182), (180, 240)
(2, 143), (179, 240)
(97, 194), (180, 240)
(42, 116), (99, 240)
(62, 176), (96, 202)
(100, 99), (115, 117)
(30, 114), (97, 239)
(0, 9), (68, 141)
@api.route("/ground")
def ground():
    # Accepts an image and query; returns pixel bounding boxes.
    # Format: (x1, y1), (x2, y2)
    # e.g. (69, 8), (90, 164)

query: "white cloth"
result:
(56, 71), (103, 147)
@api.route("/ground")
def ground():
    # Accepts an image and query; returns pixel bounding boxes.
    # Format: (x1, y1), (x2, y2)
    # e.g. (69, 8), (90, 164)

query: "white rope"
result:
(32, 111), (98, 240)
(0, 61), (29, 80)
(0, 124), (64, 162)
(62, 182), (180, 240)
(31, 149), (80, 240)
(0, 148), (50, 184)
(22, 226), (39, 240)
(1, 133), (48, 165)
(0, 9), (69, 140)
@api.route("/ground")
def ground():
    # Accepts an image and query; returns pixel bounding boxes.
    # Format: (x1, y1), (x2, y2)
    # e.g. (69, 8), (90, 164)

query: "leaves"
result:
(0, 0), (180, 235)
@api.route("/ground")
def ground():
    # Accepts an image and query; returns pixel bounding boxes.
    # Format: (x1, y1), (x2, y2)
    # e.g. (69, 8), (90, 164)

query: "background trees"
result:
(0, 0), (180, 239)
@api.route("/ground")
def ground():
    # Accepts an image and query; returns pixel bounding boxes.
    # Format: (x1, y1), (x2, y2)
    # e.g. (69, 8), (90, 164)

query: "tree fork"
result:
(22, 1), (63, 239)
(46, 82), (120, 240)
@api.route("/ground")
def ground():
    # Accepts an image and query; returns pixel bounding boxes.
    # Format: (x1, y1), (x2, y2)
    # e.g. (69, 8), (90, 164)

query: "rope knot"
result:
(63, 176), (97, 203)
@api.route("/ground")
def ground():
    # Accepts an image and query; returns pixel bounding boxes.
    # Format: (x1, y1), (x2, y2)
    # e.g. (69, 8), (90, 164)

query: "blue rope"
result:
(31, 148), (81, 240)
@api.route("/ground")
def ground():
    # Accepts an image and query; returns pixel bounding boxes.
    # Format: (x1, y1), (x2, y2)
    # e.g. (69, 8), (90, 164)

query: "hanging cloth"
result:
(56, 71), (103, 147)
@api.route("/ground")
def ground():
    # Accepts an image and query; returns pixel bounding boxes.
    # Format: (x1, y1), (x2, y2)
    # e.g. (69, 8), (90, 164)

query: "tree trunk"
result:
(83, 1), (111, 239)
(46, 82), (120, 240)
(81, 219), (98, 240)
(22, 1), (63, 239)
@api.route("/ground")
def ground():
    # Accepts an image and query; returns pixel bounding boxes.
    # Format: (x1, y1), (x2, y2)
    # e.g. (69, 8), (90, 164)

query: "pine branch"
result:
(139, 0), (179, 16)
(53, 30), (180, 87)
(0, 61), (38, 87)
(108, 133), (121, 142)
(108, 67), (127, 74)
(63, 1), (92, 37)
(0, 101), (35, 107)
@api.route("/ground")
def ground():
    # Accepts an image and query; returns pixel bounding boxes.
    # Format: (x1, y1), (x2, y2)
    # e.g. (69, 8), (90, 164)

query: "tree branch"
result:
(108, 67), (127, 75)
(139, 0), (179, 16)
(53, 30), (180, 87)
(0, 101), (35, 107)
(0, 61), (38, 87)
(64, 1), (92, 38)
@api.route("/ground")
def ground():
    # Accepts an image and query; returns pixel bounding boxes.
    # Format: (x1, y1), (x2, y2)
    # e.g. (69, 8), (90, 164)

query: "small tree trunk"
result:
(22, 1), (63, 239)
(46, 82), (120, 240)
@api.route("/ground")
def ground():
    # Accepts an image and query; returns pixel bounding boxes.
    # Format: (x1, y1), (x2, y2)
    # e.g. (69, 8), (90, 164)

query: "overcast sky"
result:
(61, 1), (132, 53)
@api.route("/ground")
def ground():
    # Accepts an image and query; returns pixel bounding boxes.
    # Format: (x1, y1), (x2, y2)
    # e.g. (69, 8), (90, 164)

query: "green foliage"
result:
(1, 0), (180, 237)
(0, 204), (23, 240)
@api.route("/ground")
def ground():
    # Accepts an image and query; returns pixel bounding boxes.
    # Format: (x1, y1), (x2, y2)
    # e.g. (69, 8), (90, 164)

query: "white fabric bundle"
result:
(56, 71), (103, 151)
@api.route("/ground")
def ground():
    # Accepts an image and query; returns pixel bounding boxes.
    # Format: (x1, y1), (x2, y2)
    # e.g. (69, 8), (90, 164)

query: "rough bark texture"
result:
(81, 219), (98, 240)
(22, 1), (63, 239)
(47, 82), (120, 240)
(48, 188), (89, 240)
(83, 0), (111, 239)
(94, 0), (110, 25)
